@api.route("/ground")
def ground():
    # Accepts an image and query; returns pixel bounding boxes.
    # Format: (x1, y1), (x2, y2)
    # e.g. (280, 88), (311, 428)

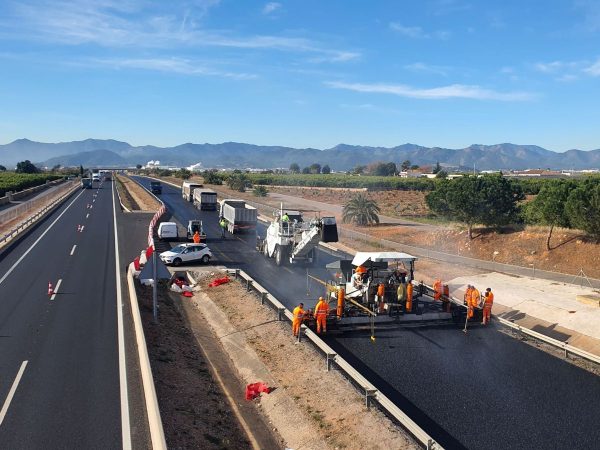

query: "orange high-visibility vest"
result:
(433, 279), (442, 300)
(484, 292), (494, 308)
(470, 289), (480, 308)
(293, 306), (305, 321)
(314, 300), (329, 316)
(406, 283), (413, 312)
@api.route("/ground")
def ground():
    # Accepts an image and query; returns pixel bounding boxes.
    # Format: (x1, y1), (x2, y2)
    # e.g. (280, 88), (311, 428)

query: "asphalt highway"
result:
(0, 181), (131, 448)
(134, 176), (600, 450)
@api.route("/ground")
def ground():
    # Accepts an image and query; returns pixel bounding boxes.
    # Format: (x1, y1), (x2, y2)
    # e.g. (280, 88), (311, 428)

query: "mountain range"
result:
(1, 138), (599, 171)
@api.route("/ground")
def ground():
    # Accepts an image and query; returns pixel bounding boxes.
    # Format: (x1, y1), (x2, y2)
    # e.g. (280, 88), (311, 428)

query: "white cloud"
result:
(404, 62), (449, 76)
(94, 57), (257, 79)
(1, 0), (357, 63)
(262, 2), (281, 15)
(584, 58), (600, 76)
(325, 81), (535, 101)
(389, 22), (451, 40)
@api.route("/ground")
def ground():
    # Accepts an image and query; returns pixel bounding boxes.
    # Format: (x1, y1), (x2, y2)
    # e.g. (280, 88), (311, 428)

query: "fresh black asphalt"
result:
(134, 176), (600, 450)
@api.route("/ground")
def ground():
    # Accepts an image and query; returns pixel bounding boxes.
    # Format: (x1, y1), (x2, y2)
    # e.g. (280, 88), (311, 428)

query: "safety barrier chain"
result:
(225, 268), (443, 450)
(0, 181), (79, 246)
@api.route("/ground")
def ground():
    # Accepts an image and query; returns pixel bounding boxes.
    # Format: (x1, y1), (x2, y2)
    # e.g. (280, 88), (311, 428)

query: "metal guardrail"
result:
(225, 268), (442, 450)
(496, 317), (600, 364)
(0, 181), (79, 246)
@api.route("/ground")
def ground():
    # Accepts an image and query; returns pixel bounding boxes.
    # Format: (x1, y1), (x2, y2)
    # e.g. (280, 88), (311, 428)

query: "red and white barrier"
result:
(147, 204), (166, 249)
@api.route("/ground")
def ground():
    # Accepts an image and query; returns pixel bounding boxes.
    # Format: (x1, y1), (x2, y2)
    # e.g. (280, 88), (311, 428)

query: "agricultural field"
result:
(0, 173), (62, 197)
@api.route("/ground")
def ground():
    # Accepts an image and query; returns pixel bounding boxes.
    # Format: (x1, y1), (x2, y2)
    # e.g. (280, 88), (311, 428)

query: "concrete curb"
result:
(126, 264), (167, 450)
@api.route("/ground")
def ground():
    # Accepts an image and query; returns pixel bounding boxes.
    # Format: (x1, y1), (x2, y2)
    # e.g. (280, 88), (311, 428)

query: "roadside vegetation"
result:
(342, 193), (381, 226)
(0, 172), (62, 197)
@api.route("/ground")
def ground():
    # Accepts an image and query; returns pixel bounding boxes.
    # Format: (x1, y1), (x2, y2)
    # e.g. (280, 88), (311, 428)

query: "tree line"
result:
(426, 175), (600, 244)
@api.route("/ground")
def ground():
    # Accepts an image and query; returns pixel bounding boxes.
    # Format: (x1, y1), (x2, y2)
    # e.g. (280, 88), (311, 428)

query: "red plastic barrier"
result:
(208, 276), (230, 287)
(245, 382), (271, 400)
(146, 245), (154, 259)
(133, 256), (141, 271)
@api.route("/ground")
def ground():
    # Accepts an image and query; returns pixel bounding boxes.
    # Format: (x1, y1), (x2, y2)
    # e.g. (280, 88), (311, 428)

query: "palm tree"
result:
(342, 193), (380, 226)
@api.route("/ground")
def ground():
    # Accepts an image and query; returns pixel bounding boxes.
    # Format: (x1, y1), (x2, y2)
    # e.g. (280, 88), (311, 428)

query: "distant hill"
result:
(0, 138), (599, 171)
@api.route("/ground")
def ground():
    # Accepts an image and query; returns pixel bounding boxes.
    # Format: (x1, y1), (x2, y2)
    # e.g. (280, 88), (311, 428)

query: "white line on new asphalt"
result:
(70, 245), (77, 256)
(86, 213), (89, 219)
(50, 279), (62, 301)
(0, 361), (28, 427)
(0, 189), (85, 287)
(112, 179), (132, 450)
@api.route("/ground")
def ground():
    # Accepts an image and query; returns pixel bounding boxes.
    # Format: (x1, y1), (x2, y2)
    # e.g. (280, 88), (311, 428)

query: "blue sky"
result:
(0, 0), (599, 152)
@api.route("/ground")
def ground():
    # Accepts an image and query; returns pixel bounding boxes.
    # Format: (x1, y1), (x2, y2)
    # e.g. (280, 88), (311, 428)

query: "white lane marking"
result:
(70, 245), (77, 256)
(113, 177), (132, 449)
(0, 361), (28, 427)
(0, 190), (85, 287)
(50, 279), (62, 301)
(86, 213), (89, 219)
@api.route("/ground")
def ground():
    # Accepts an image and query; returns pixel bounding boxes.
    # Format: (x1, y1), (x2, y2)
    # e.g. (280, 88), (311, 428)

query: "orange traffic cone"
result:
(48, 282), (54, 295)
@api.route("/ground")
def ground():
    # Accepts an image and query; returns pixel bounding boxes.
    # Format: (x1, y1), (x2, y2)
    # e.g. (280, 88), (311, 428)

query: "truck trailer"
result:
(193, 188), (217, 210)
(219, 199), (257, 234)
(182, 181), (203, 202)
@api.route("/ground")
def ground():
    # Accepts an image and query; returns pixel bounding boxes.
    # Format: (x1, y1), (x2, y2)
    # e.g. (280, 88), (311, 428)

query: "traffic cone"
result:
(48, 282), (53, 295)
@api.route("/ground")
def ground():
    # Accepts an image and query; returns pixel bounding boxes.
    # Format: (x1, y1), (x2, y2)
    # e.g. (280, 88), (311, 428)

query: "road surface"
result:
(135, 176), (600, 450)
(0, 180), (148, 449)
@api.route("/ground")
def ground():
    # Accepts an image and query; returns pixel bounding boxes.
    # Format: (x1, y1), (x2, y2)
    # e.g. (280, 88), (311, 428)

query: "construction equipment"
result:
(256, 206), (338, 266)
(186, 220), (206, 242)
(323, 252), (478, 330)
(192, 188), (217, 211)
(219, 199), (257, 234)
(182, 181), (203, 202)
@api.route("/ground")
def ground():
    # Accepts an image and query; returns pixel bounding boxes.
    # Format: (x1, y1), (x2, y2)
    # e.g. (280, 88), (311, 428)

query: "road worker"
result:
(433, 279), (442, 301)
(219, 217), (227, 238)
(482, 288), (494, 325)
(352, 266), (366, 288)
(397, 281), (407, 305)
(464, 284), (473, 306)
(292, 302), (306, 337)
(314, 297), (329, 334)
(468, 286), (481, 319)
(406, 282), (413, 312)
(193, 230), (201, 243)
(281, 212), (290, 222)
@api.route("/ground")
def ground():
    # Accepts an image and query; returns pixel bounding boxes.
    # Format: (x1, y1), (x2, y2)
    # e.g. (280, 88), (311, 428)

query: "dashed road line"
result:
(70, 245), (77, 256)
(86, 213), (89, 219)
(50, 279), (62, 301)
(0, 361), (29, 427)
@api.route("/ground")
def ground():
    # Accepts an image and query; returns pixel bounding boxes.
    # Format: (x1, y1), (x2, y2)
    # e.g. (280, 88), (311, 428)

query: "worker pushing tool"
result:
(292, 302), (306, 338)
(482, 288), (494, 325)
(314, 297), (329, 334)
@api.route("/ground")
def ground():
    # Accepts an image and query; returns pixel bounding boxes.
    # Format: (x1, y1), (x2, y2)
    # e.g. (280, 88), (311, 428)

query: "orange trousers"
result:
(316, 315), (327, 334)
(468, 307), (474, 319)
(482, 307), (492, 325)
(292, 319), (301, 336)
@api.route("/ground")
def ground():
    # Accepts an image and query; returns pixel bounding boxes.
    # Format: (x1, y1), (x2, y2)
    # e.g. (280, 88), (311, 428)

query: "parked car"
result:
(159, 243), (212, 266)
(157, 222), (178, 240)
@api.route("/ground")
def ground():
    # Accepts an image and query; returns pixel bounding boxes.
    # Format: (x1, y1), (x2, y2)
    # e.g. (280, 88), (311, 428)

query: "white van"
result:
(157, 222), (179, 240)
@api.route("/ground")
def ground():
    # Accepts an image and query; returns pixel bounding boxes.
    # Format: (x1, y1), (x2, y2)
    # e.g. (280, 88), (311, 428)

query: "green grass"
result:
(0, 172), (62, 197)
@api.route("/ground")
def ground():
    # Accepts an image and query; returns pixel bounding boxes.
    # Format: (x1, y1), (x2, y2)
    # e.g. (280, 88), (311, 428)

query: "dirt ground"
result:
(193, 270), (418, 450)
(137, 283), (261, 449)
(116, 174), (161, 211)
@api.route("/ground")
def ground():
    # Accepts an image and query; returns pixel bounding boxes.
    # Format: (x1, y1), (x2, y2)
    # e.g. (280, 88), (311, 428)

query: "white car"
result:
(160, 243), (212, 266)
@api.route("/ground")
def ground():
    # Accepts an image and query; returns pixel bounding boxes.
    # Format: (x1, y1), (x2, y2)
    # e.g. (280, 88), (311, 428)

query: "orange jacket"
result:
(484, 292), (494, 308)
(464, 287), (472, 304)
(293, 306), (306, 321)
(193, 232), (201, 243)
(314, 300), (329, 316)
(470, 289), (481, 308)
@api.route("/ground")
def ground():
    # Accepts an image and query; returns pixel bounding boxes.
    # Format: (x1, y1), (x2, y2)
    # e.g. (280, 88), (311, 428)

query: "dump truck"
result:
(150, 181), (162, 195)
(193, 188), (217, 211)
(182, 181), (203, 202)
(256, 207), (338, 266)
(219, 199), (257, 234)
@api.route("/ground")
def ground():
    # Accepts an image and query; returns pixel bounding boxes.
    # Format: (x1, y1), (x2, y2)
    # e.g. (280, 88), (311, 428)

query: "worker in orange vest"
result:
(292, 302), (306, 337)
(468, 286), (481, 319)
(464, 284), (473, 306)
(314, 297), (329, 334)
(433, 279), (442, 301)
(482, 288), (494, 325)
(193, 231), (201, 243)
(406, 282), (413, 312)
